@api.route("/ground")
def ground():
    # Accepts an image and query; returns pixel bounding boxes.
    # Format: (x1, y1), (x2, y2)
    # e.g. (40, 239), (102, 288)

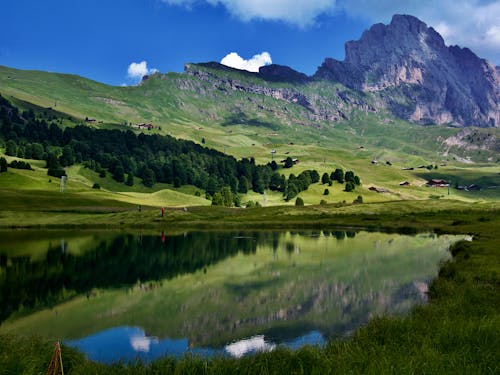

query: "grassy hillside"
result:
(0, 64), (498, 213)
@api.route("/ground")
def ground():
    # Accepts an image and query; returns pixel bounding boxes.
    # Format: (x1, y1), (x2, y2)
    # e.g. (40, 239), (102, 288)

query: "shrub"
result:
(353, 195), (363, 204)
(47, 168), (66, 178)
(345, 182), (355, 192)
(8, 160), (33, 170)
(92, 183), (101, 189)
(323, 188), (330, 196)
(295, 197), (304, 206)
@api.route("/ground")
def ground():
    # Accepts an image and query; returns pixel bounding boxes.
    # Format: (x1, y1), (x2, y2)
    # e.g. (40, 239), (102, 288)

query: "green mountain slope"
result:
(1, 64), (499, 205)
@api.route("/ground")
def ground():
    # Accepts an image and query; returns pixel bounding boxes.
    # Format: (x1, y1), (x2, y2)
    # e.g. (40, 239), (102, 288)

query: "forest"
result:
(0, 94), (360, 203)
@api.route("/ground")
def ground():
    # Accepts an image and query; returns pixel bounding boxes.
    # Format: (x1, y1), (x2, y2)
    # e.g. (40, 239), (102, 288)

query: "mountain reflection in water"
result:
(0, 230), (459, 363)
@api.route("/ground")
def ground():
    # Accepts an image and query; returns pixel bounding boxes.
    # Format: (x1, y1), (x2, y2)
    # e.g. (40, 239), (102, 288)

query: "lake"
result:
(0, 229), (461, 363)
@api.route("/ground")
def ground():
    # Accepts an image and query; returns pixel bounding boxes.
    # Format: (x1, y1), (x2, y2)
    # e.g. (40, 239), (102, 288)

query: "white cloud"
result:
(161, 0), (500, 63)
(208, 0), (334, 27)
(163, 0), (335, 27)
(220, 51), (272, 72)
(127, 61), (158, 81)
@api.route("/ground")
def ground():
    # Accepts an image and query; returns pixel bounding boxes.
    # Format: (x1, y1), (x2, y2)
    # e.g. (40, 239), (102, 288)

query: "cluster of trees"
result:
(321, 168), (361, 192)
(0, 96), (280, 195)
(0, 95), (363, 202)
(8, 160), (32, 170)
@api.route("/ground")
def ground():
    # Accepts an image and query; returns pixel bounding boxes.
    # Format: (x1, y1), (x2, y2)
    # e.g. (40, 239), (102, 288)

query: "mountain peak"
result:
(314, 14), (500, 127)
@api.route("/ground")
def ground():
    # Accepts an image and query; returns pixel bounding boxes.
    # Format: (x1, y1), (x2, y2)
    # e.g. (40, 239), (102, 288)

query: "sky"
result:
(1, 0), (500, 86)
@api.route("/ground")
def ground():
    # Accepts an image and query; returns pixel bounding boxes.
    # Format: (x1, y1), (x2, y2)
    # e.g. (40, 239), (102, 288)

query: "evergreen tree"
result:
(5, 140), (17, 156)
(220, 186), (234, 207)
(295, 197), (304, 206)
(113, 164), (125, 183)
(284, 157), (294, 168)
(142, 168), (155, 187)
(345, 171), (355, 183)
(310, 170), (320, 183)
(126, 173), (134, 186)
(238, 175), (249, 194)
(331, 168), (344, 183)
(285, 182), (299, 201)
(0, 157), (7, 173)
(321, 172), (331, 184)
(211, 192), (223, 206)
(59, 145), (75, 167)
(345, 181), (355, 192)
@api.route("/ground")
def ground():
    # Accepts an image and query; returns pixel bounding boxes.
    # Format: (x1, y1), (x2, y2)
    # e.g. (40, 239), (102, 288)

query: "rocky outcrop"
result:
(315, 14), (500, 127)
(183, 63), (367, 123)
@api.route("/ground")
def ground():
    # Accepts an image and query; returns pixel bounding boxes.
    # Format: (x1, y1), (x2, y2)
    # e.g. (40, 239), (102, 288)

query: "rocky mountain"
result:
(315, 14), (500, 127)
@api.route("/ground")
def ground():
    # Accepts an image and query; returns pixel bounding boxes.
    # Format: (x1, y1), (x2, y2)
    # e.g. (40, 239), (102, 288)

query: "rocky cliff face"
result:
(315, 14), (500, 127)
(183, 62), (373, 124)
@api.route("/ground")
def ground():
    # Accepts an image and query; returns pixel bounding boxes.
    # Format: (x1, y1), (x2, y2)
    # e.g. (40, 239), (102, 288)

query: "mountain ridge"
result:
(183, 15), (499, 128)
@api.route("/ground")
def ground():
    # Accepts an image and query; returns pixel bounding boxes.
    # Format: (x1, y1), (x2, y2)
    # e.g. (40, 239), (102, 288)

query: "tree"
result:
(0, 157), (7, 173)
(345, 171), (355, 183)
(238, 176), (249, 194)
(206, 176), (218, 196)
(5, 140), (17, 156)
(126, 173), (134, 186)
(323, 188), (330, 195)
(269, 173), (285, 192)
(345, 181), (355, 192)
(113, 164), (125, 183)
(59, 145), (75, 167)
(284, 157), (294, 168)
(310, 170), (320, 183)
(211, 192), (223, 206)
(92, 183), (101, 189)
(353, 195), (363, 204)
(220, 186), (234, 207)
(16, 146), (25, 158)
(331, 168), (344, 183)
(45, 152), (60, 169)
(295, 197), (304, 206)
(321, 172), (331, 184)
(142, 168), (155, 187)
(354, 175), (361, 185)
(285, 182), (299, 201)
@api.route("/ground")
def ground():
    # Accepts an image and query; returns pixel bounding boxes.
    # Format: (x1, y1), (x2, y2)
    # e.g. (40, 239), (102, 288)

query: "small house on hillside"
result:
(427, 179), (449, 188)
(137, 123), (154, 130)
(369, 186), (388, 193)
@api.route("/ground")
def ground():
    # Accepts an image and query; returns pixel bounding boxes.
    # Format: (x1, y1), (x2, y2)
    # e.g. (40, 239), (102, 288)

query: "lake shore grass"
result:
(0, 201), (499, 374)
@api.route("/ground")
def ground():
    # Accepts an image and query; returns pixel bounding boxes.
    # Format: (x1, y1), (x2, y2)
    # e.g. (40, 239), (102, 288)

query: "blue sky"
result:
(2, 0), (499, 86)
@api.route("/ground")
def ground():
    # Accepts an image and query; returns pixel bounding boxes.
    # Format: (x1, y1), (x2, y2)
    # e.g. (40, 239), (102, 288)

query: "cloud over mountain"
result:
(220, 52), (272, 72)
(127, 61), (158, 80)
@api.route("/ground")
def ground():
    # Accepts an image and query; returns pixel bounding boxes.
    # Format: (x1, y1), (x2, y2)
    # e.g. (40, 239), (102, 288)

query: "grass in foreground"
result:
(0, 204), (498, 374)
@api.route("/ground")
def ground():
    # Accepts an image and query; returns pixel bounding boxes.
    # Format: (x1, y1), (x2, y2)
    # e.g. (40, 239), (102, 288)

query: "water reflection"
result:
(0, 230), (460, 363)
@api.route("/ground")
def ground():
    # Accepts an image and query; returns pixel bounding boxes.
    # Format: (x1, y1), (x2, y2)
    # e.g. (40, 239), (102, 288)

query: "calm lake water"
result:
(0, 229), (461, 363)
